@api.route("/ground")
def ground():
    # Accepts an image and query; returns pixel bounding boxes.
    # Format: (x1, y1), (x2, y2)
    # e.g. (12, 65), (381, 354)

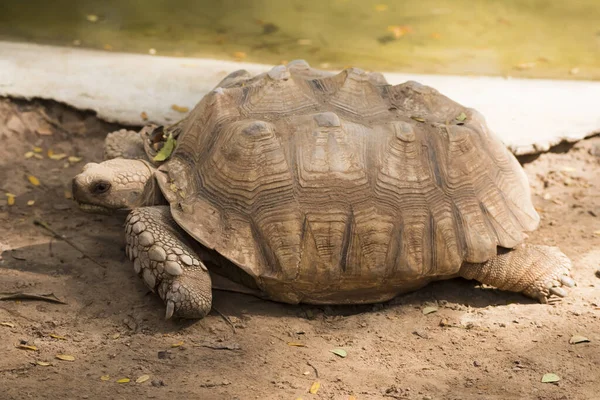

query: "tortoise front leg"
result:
(125, 206), (212, 319)
(459, 244), (574, 303)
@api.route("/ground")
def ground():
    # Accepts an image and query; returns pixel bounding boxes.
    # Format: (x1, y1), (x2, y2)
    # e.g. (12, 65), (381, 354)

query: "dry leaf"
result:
(349, 396), (357, 400)
(117, 378), (130, 383)
(64, 191), (73, 199)
(136, 374), (150, 383)
(27, 200), (35, 206)
(55, 354), (75, 361)
(68, 156), (83, 163)
(171, 341), (184, 348)
(37, 127), (53, 135)
(410, 116), (425, 122)
(422, 306), (438, 315)
(387, 25), (412, 38)
(112, 333), (120, 339)
(140, 111), (148, 121)
(36, 361), (52, 366)
(49, 334), (66, 340)
(331, 348), (347, 358)
(6, 193), (15, 206)
(100, 375), (110, 381)
(233, 51), (247, 60)
(569, 335), (590, 344)
(541, 373), (560, 383)
(86, 14), (98, 22)
(309, 381), (321, 394)
(49, 153), (67, 161)
(374, 4), (388, 11)
(1, 322), (15, 328)
(33, 147), (43, 153)
(171, 104), (189, 113)
(27, 175), (40, 186)
(24, 151), (34, 159)
(17, 344), (38, 351)
(287, 342), (307, 347)
(515, 62), (536, 70)
(103, 44), (113, 51)
(148, 48), (157, 55)
(455, 112), (467, 122)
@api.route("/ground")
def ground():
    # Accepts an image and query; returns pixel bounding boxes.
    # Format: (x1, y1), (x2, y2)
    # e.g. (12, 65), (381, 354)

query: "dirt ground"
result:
(0, 97), (598, 400)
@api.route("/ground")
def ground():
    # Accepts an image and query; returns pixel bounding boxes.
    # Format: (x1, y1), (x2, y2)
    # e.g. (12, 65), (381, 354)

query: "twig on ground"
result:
(33, 219), (106, 269)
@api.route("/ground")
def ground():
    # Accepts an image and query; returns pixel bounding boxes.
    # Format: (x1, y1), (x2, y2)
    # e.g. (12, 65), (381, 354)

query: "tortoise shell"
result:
(155, 60), (539, 304)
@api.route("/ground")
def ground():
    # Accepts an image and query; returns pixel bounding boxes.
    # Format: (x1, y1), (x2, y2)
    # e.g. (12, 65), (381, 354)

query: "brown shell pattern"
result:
(155, 60), (539, 303)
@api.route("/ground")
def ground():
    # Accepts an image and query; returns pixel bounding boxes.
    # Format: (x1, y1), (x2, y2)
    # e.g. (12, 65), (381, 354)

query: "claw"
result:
(549, 286), (568, 298)
(165, 300), (175, 320)
(560, 276), (575, 288)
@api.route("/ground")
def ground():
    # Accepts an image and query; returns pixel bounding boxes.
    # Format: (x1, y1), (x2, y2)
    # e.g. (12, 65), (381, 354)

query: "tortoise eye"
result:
(92, 181), (111, 194)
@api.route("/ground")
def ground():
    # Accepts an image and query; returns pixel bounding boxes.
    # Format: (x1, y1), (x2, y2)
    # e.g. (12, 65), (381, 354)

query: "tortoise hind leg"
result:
(459, 244), (574, 303)
(125, 206), (212, 319)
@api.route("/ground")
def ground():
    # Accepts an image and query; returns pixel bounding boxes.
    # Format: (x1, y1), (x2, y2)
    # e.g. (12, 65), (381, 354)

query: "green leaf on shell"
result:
(331, 348), (347, 358)
(541, 373), (560, 383)
(455, 112), (467, 122)
(153, 134), (176, 162)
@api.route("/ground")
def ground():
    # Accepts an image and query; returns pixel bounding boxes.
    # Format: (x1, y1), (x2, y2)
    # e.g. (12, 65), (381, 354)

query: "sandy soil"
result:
(0, 97), (598, 400)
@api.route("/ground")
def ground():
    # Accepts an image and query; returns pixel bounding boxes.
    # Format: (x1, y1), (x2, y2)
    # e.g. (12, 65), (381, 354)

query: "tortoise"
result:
(72, 60), (574, 319)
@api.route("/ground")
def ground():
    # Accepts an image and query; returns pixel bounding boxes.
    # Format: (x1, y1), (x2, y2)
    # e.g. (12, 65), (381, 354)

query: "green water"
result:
(1, 0), (599, 80)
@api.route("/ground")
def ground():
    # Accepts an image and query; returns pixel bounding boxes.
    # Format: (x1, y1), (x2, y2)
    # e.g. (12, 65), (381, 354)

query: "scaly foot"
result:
(125, 206), (212, 318)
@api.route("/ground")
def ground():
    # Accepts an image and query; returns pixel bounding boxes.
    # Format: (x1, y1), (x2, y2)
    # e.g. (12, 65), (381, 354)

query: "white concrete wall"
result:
(1, 41), (598, 155)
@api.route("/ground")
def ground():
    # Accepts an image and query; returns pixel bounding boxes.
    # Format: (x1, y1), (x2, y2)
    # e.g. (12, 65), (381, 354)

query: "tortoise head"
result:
(72, 159), (162, 213)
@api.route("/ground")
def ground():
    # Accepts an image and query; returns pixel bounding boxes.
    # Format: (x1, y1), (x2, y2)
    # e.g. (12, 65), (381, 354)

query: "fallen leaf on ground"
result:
(6, 193), (15, 206)
(287, 342), (307, 347)
(410, 116), (425, 122)
(309, 381), (320, 394)
(140, 111), (148, 121)
(112, 333), (120, 339)
(36, 361), (51, 366)
(1, 322), (15, 328)
(55, 354), (75, 361)
(33, 147), (42, 153)
(86, 14), (98, 22)
(68, 156), (83, 163)
(136, 374), (150, 383)
(171, 104), (189, 113)
(515, 62), (536, 70)
(541, 373), (560, 383)
(27, 175), (40, 186)
(17, 344), (38, 351)
(27, 200), (35, 206)
(49, 334), (66, 340)
(48, 151), (67, 161)
(37, 127), (53, 135)
(100, 375), (110, 381)
(171, 341), (184, 348)
(374, 4), (388, 11)
(331, 348), (347, 358)
(422, 306), (438, 315)
(24, 151), (34, 159)
(0, 292), (66, 304)
(569, 335), (590, 344)
(117, 378), (130, 383)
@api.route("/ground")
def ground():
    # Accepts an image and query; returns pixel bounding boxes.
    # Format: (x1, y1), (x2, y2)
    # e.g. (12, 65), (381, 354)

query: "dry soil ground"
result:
(0, 98), (598, 400)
